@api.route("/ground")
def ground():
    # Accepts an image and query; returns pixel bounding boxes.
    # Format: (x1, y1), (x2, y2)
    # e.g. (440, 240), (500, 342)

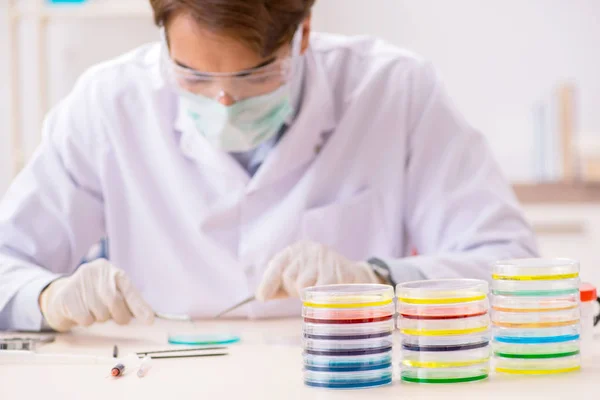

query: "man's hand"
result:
(256, 241), (382, 301)
(39, 259), (154, 332)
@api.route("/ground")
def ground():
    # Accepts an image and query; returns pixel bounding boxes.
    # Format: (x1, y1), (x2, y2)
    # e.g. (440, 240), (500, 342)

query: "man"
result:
(0, 0), (537, 331)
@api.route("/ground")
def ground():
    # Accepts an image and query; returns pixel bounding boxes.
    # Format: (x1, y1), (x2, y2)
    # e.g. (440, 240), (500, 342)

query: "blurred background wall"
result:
(1, 0), (600, 284)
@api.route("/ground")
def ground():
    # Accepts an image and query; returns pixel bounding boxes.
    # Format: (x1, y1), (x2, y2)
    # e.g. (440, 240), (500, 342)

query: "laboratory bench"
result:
(0, 318), (599, 399)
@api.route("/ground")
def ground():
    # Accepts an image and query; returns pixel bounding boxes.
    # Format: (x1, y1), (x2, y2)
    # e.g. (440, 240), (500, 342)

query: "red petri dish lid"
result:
(399, 305), (488, 320)
(580, 283), (597, 302)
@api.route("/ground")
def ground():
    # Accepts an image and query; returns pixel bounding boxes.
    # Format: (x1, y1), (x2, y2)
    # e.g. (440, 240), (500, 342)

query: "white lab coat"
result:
(0, 33), (537, 330)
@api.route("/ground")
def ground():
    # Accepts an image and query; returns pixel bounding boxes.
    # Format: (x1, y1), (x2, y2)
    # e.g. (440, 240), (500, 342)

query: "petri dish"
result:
(492, 278), (580, 297)
(302, 284), (394, 309)
(397, 314), (490, 336)
(303, 304), (395, 324)
(493, 325), (580, 345)
(493, 340), (580, 359)
(401, 345), (491, 369)
(167, 333), (241, 346)
(303, 352), (392, 372)
(398, 300), (489, 320)
(304, 367), (393, 389)
(495, 354), (581, 375)
(396, 279), (489, 305)
(303, 336), (393, 356)
(493, 259), (579, 281)
(491, 308), (580, 329)
(401, 332), (490, 352)
(400, 364), (489, 384)
(491, 293), (579, 313)
(303, 320), (394, 340)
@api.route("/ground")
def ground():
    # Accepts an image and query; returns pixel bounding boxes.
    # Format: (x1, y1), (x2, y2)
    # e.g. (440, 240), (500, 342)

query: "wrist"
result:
(38, 278), (62, 311)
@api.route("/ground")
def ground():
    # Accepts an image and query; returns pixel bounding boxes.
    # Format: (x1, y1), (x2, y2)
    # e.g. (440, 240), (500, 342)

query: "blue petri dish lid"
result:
(168, 333), (241, 345)
(304, 367), (393, 384)
(303, 352), (392, 372)
(493, 325), (580, 345)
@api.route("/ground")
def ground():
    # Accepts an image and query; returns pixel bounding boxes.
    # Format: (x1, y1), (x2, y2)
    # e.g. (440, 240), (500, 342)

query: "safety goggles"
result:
(160, 30), (294, 101)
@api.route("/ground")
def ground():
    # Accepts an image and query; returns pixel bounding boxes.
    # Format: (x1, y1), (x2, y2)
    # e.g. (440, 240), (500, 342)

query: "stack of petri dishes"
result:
(491, 258), (581, 375)
(396, 279), (491, 384)
(301, 284), (395, 389)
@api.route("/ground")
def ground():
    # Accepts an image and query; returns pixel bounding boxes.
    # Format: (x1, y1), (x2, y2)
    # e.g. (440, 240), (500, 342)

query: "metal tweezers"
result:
(136, 347), (229, 359)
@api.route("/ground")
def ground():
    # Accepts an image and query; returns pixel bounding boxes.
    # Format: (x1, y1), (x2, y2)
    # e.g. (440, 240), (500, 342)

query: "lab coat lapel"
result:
(247, 49), (336, 193)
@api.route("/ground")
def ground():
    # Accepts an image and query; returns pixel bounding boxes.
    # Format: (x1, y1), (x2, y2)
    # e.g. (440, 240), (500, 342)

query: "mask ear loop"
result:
(286, 24), (306, 124)
(158, 27), (177, 88)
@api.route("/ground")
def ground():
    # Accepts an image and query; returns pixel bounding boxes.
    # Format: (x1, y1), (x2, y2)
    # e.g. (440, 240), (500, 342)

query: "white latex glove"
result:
(39, 259), (154, 332)
(256, 241), (382, 301)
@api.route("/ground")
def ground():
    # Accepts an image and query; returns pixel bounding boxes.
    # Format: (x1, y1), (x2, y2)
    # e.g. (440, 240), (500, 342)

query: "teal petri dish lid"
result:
(491, 278), (580, 297)
(168, 333), (241, 345)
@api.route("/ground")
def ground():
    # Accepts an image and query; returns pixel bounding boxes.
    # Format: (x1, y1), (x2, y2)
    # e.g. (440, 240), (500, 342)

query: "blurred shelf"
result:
(11, 2), (152, 19)
(513, 183), (600, 204)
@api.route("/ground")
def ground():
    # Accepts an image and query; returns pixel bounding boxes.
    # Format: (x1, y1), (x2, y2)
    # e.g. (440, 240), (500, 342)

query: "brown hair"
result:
(150, 0), (315, 57)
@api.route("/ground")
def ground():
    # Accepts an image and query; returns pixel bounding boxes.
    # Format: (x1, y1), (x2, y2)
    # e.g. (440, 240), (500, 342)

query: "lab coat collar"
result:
(173, 46), (336, 190)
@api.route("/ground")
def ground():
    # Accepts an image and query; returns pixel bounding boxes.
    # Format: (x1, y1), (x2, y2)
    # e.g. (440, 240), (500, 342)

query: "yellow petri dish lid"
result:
(396, 279), (489, 305)
(492, 258), (579, 281)
(301, 284), (394, 308)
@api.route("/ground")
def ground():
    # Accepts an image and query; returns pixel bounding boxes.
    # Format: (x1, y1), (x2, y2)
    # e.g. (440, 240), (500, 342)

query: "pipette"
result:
(137, 356), (152, 378)
(111, 363), (125, 377)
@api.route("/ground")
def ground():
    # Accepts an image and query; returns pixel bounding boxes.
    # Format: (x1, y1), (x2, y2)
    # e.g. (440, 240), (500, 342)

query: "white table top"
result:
(0, 318), (598, 400)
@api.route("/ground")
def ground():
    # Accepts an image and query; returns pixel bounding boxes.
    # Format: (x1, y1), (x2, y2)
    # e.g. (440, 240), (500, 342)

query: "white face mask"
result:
(179, 84), (293, 153)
